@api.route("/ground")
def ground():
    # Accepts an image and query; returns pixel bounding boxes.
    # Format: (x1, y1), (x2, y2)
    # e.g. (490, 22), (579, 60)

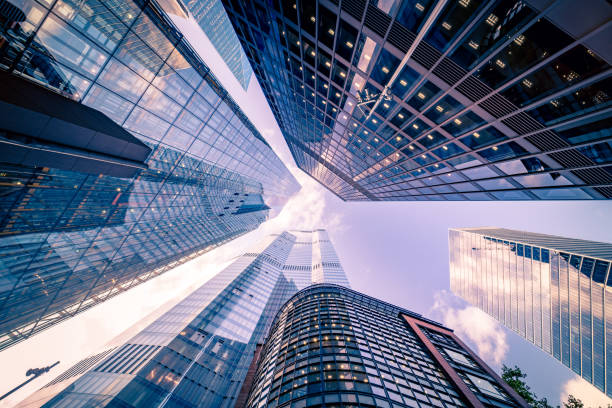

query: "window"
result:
(442, 111), (485, 136)
(466, 373), (506, 399)
(475, 19), (573, 88)
(408, 81), (441, 111)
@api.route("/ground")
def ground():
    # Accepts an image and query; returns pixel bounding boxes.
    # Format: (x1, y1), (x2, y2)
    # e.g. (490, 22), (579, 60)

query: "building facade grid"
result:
(449, 227), (612, 398)
(221, 0), (611, 201)
(0, 0), (298, 350)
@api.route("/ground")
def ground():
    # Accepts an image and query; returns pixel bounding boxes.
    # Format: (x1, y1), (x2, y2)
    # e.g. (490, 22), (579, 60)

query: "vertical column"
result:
(532, 247), (542, 348)
(551, 251), (561, 359)
(510, 242), (518, 331)
(591, 260), (607, 392)
(504, 241), (511, 327)
(541, 249), (551, 354)
(569, 255), (583, 375)
(517, 244), (525, 337)
(525, 246), (533, 343)
(579, 258), (593, 381)
(559, 254), (571, 367)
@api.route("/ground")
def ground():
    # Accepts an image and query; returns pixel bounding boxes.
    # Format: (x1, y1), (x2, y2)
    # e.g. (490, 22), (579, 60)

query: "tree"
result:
(501, 364), (553, 408)
(563, 395), (584, 408)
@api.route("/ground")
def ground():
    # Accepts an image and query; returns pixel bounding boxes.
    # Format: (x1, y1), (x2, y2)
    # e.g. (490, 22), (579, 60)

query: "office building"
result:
(449, 227), (612, 397)
(184, 0), (254, 90)
(221, 0), (611, 200)
(0, 0), (299, 351)
(29, 230), (349, 407)
(244, 284), (528, 407)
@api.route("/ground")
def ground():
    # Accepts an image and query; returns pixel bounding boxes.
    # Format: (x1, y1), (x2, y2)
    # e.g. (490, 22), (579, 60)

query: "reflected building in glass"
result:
(0, 0), (299, 351)
(244, 284), (528, 408)
(183, 0), (254, 90)
(28, 230), (350, 407)
(449, 227), (612, 398)
(221, 0), (611, 201)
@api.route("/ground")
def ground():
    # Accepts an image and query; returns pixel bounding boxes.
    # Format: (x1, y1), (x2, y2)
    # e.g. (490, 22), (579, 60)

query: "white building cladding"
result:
(449, 227), (612, 398)
(23, 229), (349, 408)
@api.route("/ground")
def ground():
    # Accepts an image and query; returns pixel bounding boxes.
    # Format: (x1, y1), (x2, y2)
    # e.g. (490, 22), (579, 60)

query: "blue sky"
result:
(0, 10), (611, 408)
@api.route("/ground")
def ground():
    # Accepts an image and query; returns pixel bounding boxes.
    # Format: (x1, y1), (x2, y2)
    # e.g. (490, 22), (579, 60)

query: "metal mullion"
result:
(385, 4), (611, 161)
(360, 104), (612, 187)
(0, 3), (149, 333)
(365, 0), (449, 119)
(379, 181), (611, 200)
(363, 151), (608, 193)
(363, 168), (610, 198)
(375, 1), (562, 147)
(71, 4), (198, 317)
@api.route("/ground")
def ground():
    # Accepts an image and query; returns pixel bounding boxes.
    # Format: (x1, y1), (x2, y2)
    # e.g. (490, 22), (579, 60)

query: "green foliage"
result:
(501, 364), (553, 408)
(563, 395), (584, 408)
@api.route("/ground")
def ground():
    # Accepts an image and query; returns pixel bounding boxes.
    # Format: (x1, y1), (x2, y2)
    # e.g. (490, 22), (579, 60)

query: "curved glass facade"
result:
(26, 230), (348, 407)
(221, 0), (611, 200)
(450, 227), (612, 398)
(245, 284), (527, 408)
(0, 0), (299, 350)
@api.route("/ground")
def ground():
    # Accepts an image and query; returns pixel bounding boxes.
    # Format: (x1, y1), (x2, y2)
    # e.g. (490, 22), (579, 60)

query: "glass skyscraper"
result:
(183, 0), (254, 90)
(0, 0), (299, 351)
(449, 227), (612, 398)
(220, 0), (611, 201)
(24, 229), (349, 407)
(245, 284), (528, 408)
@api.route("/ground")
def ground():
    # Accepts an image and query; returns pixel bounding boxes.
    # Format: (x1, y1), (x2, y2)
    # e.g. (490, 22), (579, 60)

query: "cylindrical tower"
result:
(244, 284), (528, 408)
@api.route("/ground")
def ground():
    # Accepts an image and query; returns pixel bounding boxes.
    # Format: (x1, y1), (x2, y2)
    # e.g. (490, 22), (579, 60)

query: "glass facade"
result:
(449, 227), (612, 398)
(0, 0), (299, 351)
(184, 0), (254, 90)
(29, 230), (349, 407)
(221, 0), (612, 201)
(245, 284), (528, 408)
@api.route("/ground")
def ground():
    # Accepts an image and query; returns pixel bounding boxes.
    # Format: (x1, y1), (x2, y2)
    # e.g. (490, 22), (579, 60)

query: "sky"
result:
(1, 9), (612, 408)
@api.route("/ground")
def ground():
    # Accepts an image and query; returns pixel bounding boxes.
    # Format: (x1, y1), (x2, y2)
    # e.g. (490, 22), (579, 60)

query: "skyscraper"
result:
(30, 230), (350, 407)
(449, 227), (612, 398)
(184, 0), (254, 90)
(221, 0), (611, 201)
(0, 0), (299, 351)
(245, 284), (528, 408)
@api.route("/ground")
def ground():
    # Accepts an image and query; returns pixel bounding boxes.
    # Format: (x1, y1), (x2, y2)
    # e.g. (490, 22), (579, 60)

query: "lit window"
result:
(485, 14), (498, 26)
(513, 34), (525, 46)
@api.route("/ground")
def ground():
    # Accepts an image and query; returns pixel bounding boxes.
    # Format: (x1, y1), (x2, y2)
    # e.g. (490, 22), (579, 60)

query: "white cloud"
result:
(561, 377), (612, 407)
(430, 290), (508, 367)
